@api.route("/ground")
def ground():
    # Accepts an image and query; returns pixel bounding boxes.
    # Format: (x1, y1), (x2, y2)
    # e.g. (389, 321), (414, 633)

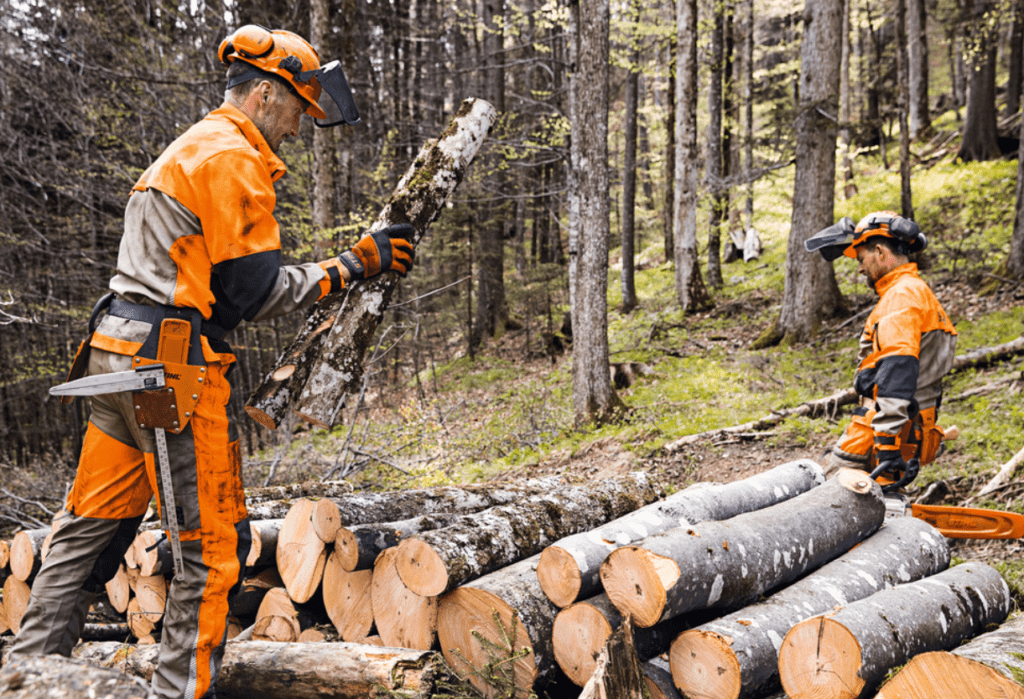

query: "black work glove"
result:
(338, 223), (415, 281)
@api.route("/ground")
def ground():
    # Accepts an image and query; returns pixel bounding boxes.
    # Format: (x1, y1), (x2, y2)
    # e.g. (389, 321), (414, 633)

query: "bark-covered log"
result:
(81, 623), (132, 642)
(950, 335), (1024, 372)
(247, 476), (564, 527)
(75, 640), (453, 699)
(322, 549), (375, 642)
(552, 592), (705, 686)
(245, 480), (354, 504)
(669, 516), (950, 699)
(397, 472), (665, 596)
(538, 460), (824, 607)
(276, 499), (327, 604)
(601, 469), (886, 627)
(246, 519), (282, 568)
(876, 613), (1024, 699)
(371, 547), (437, 650)
(335, 513), (465, 572)
(578, 615), (646, 699)
(3, 575), (30, 634)
(9, 528), (48, 582)
(643, 656), (682, 699)
(436, 553), (559, 698)
(246, 97), (498, 430)
(0, 654), (152, 699)
(778, 562), (1012, 699)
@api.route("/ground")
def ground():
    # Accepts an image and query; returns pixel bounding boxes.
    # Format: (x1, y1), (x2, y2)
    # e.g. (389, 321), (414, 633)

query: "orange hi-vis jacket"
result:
(96, 104), (340, 360)
(844, 263), (957, 460)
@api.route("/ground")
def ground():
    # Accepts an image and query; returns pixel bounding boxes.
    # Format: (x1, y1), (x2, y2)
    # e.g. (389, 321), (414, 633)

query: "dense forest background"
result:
(2, 0), (1024, 480)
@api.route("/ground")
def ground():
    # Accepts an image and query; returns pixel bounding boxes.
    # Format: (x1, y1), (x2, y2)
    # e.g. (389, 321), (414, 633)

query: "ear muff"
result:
(218, 25), (275, 65)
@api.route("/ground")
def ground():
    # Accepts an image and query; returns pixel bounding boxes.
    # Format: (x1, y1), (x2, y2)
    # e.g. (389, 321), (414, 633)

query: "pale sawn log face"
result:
(601, 468), (886, 628)
(778, 562), (1013, 699)
(537, 459), (825, 608)
(322, 550), (374, 642)
(876, 650), (1024, 699)
(276, 498), (327, 604)
(371, 546), (438, 650)
(669, 515), (951, 699)
(396, 472), (665, 596)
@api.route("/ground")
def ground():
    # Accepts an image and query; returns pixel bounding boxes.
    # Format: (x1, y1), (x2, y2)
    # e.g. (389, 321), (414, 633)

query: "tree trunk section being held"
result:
(396, 472), (663, 597)
(537, 459), (824, 608)
(778, 562), (1012, 699)
(669, 516), (950, 699)
(74, 640), (452, 699)
(600, 469), (885, 628)
(245, 97), (497, 430)
(876, 613), (1024, 699)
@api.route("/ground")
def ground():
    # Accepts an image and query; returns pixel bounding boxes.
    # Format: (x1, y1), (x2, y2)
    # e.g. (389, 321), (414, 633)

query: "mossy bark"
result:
(245, 97), (497, 430)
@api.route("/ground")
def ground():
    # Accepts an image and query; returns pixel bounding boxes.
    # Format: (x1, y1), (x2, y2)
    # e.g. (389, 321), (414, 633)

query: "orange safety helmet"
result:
(219, 25), (327, 119)
(805, 211), (927, 261)
(843, 211), (927, 259)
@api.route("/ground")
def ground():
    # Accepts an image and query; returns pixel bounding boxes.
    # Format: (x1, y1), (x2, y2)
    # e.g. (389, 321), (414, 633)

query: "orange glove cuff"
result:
(317, 258), (346, 298)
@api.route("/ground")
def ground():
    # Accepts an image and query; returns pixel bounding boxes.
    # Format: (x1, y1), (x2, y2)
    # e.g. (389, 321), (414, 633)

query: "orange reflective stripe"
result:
(69, 423), (153, 519)
(89, 332), (144, 356)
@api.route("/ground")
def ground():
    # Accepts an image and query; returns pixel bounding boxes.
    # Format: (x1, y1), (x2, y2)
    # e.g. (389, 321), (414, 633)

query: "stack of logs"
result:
(2, 462), (1023, 699)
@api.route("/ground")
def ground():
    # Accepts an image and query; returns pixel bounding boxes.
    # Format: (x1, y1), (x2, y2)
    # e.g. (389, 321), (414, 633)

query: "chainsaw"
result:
(870, 426), (1024, 540)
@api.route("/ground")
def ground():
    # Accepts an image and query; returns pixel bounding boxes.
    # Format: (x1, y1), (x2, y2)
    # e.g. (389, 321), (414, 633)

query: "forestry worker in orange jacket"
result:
(805, 211), (958, 480)
(11, 26), (413, 699)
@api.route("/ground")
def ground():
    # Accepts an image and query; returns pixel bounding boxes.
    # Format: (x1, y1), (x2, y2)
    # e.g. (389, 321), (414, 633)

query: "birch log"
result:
(74, 640), (453, 699)
(778, 562), (1012, 699)
(245, 479), (354, 504)
(552, 592), (708, 686)
(537, 459), (824, 607)
(577, 615), (646, 699)
(0, 655), (152, 699)
(875, 613), (1024, 699)
(246, 97), (497, 430)
(669, 516), (950, 699)
(276, 499), (327, 603)
(643, 657), (683, 699)
(335, 512), (465, 572)
(600, 468), (886, 627)
(247, 519), (283, 568)
(3, 575), (30, 634)
(397, 472), (664, 597)
(322, 549), (375, 642)
(436, 553), (559, 699)
(371, 547), (438, 650)
(9, 528), (48, 582)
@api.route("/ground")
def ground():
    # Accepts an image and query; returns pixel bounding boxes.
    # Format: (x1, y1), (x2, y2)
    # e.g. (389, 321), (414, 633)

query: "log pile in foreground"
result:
(3, 461), (1018, 699)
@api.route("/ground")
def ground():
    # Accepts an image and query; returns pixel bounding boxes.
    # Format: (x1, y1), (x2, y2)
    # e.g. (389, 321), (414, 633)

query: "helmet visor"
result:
(299, 60), (361, 128)
(804, 217), (856, 261)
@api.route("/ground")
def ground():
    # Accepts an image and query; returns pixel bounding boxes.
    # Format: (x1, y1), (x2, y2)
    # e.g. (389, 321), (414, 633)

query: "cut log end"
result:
(779, 616), (864, 699)
(437, 586), (538, 699)
(246, 522), (263, 567)
(396, 538), (449, 597)
(313, 498), (341, 543)
(272, 365), (296, 381)
(334, 528), (361, 572)
(10, 530), (38, 581)
(537, 546), (583, 608)
(670, 629), (742, 699)
(876, 651), (1024, 699)
(552, 602), (614, 686)
(3, 576), (31, 634)
(371, 548), (438, 650)
(837, 467), (877, 495)
(323, 550), (375, 642)
(244, 405), (277, 431)
(600, 546), (674, 628)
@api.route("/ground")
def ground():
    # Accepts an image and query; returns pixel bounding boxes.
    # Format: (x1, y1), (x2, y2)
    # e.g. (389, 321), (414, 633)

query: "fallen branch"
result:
(969, 444), (1024, 504)
(665, 335), (1024, 450)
